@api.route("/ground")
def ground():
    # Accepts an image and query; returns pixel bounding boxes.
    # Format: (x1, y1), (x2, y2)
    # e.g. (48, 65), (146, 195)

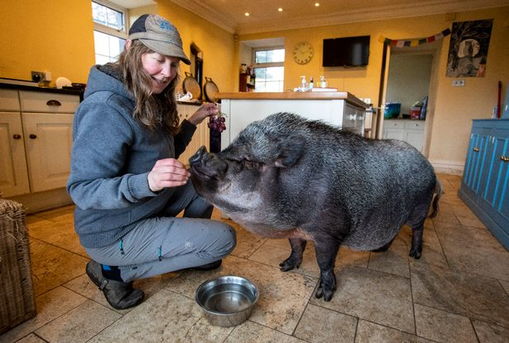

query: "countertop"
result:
(216, 91), (368, 108)
(1, 82), (203, 106)
(385, 118), (425, 121)
(0, 81), (84, 98)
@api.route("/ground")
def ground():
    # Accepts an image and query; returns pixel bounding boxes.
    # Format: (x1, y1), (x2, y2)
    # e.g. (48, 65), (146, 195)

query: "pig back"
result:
(283, 123), (435, 250)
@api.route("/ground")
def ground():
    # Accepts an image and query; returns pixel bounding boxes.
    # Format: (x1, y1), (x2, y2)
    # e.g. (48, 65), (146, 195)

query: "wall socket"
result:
(452, 79), (465, 87)
(31, 71), (45, 83)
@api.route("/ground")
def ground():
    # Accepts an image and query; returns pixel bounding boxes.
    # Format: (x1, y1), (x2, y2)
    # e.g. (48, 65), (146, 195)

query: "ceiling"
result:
(111, 0), (507, 34)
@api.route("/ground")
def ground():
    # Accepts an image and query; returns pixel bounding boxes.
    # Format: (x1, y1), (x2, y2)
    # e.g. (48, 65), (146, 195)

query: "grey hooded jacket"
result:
(67, 65), (196, 248)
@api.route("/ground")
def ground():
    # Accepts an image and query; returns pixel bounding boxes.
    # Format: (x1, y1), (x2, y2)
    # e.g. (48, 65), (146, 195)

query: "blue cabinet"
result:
(459, 119), (509, 249)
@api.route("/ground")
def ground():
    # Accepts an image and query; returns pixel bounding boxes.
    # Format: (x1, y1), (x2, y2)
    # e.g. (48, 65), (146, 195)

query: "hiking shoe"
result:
(192, 259), (222, 271)
(181, 259), (223, 272)
(86, 260), (144, 310)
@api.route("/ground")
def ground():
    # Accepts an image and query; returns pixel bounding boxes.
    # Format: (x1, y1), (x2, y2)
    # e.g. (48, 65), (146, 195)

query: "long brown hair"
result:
(117, 40), (180, 134)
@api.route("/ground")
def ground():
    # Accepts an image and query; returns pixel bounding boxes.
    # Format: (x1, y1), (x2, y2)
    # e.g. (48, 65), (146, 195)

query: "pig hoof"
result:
(279, 257), (300, 272)
(315, 286), (323, 299)
(315, 285), (334, 301)
(409, 249), (422, 259)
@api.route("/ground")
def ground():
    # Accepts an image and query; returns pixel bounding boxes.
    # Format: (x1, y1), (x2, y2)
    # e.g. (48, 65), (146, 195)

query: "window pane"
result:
(94, 30), (125, 64)
(255, 48), (284, 63)
(92, 1), (124, 30)
(267, 49), (285, 62)
(254, 67), (284, 92)
(92, 2), (107, 26)
(255, 51), (267, 63)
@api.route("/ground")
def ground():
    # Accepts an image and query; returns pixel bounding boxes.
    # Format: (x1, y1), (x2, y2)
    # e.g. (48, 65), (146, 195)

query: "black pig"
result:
(189, 112), (441, 301)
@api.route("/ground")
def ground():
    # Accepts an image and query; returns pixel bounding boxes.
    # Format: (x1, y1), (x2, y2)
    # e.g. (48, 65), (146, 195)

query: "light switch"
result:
(452, 79), (465, 87)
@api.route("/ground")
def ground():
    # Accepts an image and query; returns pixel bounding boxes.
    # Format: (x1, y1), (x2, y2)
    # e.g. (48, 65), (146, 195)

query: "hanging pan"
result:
(182, 72), (201, 101)
(204, 77), (220, 103)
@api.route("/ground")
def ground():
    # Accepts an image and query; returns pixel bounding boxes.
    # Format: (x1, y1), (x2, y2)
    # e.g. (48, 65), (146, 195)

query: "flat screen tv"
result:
(323, 36), (370, 67)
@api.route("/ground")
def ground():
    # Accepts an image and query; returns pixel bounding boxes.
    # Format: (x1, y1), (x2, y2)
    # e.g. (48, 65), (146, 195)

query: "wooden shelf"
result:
(239, 73), (255, 92)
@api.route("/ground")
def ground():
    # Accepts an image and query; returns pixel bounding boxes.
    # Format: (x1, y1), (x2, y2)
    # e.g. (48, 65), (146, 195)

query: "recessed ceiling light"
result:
(278, 8), (283, 12)
(315, 2), (320, 7)
(244, 12), (250, 16)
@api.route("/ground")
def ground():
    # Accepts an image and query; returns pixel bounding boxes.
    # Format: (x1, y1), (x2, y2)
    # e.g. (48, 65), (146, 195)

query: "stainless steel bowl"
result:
(195, 275), (259, 327)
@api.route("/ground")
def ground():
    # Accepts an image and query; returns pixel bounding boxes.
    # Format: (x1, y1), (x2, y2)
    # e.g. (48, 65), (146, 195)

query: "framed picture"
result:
(446, 19), (493, 77)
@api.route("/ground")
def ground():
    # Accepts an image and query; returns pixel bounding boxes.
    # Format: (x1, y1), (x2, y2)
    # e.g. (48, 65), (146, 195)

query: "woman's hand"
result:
(187, 102), (218, 126)
(147, 158), (190, 192)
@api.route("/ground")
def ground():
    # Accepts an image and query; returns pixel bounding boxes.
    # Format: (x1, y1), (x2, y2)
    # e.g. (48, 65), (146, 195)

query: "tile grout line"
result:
(496, 279), (509, 297)
(357, 318), (441, 341)
(469, 318), (482, 343)
(246, 237), (270, 259)
(408, 265), (418, 337)
(32, 331), (50, 343)
(430, 219), (451, 268)
(352, 316), (359, 342)
(14, 288), (89, 343)
(413, 302), (509, 331)
(28, 235), (90, 259)
(289, 283), (314, 338)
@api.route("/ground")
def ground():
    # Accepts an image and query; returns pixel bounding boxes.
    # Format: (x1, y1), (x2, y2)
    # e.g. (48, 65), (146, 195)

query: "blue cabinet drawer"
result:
(460, 119), (509, 249)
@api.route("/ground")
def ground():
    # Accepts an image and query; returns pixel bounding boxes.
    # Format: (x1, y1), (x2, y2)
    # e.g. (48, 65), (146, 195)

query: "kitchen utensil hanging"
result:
(204, 77), (219, 103)
(182, 72), (201, 100)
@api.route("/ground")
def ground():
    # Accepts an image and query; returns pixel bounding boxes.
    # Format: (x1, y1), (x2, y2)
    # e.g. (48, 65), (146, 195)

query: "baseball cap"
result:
(128, 14), (191, 65)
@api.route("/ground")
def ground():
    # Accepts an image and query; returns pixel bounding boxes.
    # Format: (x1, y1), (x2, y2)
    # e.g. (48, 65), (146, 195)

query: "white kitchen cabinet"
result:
(177, 103), (210, 165)
(218, 94), (366, 150)
(383, 119), (425, 151)
(22, 113), (74, 192)
(0, 111), (30, 197)
(0, 88), (78, 197)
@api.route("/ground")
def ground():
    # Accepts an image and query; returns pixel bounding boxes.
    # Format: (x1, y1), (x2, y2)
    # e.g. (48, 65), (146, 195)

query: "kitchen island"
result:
(216, 91), (367, 149)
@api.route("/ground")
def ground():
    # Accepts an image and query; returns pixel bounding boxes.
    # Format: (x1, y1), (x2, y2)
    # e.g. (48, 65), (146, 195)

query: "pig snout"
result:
(189, 146), (208, 165)
(189, 146), (228, 179)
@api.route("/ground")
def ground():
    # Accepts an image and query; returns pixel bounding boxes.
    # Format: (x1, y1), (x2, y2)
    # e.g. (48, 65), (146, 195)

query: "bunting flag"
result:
(378, 28), (451, 46)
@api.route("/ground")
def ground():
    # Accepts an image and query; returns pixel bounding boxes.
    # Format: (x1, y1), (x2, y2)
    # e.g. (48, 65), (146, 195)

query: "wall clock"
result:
(293, 41), (313, 65)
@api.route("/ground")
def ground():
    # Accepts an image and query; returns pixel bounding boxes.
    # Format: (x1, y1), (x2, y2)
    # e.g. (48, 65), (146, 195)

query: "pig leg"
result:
(279, 238), (307, 271)
(409, 219), (424, 259)
(314, 239), (340, 301)
(407, 200), (431, 259)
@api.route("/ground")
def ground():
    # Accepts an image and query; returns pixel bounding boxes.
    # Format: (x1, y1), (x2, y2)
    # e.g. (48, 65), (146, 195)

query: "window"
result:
(92, 1), (127, 64)
(252, 48), (285, 92)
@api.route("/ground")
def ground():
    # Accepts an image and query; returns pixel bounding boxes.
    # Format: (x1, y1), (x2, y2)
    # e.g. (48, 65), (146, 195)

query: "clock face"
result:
(293, 41), (313, 65)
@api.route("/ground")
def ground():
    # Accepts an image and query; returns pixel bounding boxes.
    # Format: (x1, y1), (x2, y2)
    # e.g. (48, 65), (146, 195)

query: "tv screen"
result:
(323, 36), (370, 67)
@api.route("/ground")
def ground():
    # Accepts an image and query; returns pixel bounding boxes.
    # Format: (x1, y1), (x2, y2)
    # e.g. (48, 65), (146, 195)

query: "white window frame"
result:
(92, 0), (129, 39)
(252, 46), (285, 91)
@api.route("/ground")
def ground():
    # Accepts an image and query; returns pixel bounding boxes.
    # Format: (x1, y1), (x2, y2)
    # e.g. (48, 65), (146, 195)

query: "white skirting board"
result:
(429, 160), (464, 175)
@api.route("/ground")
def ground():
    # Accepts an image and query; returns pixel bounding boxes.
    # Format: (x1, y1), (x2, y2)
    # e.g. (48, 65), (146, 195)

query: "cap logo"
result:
(153, 16), (172, 32)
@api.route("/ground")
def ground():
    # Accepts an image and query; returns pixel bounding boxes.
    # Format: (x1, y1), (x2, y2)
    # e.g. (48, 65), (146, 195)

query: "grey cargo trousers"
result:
(85, 182), (236, 282)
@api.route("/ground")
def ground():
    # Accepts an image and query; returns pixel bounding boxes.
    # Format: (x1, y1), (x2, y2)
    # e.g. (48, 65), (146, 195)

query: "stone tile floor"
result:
(1, 174), (508, 342)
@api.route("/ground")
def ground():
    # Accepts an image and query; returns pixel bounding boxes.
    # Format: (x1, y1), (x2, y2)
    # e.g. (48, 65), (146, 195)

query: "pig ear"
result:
(274, 134), (305, 168)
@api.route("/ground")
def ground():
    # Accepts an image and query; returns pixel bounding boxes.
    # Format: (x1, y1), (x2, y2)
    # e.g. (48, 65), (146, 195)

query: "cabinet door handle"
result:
(29, 134), (37, 139)
(473, 147), (480, 152)
(501, 156), (509, 162)
(13, 134), (22, 139)
(47, 99), (62, 106)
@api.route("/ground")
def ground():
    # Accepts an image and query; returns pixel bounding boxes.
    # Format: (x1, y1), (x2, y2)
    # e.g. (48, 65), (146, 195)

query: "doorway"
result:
(377, 40), (441, 157)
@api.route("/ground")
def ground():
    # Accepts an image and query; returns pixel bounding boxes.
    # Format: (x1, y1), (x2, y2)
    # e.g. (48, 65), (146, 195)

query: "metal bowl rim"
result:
(195, 275), (259, 316)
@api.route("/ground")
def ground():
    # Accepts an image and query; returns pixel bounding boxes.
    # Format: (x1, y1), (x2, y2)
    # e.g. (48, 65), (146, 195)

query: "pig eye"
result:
(243, 159), (263, 169)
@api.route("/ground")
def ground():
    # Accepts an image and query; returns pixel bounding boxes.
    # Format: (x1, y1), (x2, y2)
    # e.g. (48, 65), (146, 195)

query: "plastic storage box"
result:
(384, 103), (401, 119)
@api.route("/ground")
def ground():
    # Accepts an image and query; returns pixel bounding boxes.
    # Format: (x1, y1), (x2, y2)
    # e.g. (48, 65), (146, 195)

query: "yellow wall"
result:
(0, 0), (234, 94)
(1, 0), (507, 171)
(156, 0), (235, 95)
(0, 0), (95, 84)
(238, 6), (509, 170)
